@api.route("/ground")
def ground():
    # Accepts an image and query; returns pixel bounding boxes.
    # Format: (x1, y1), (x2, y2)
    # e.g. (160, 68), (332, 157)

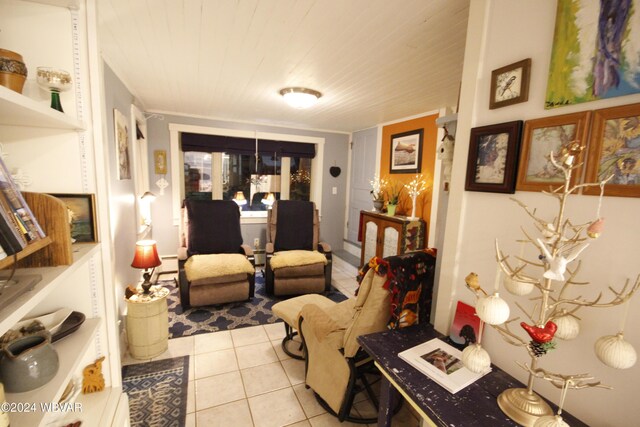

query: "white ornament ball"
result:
(476, 293), (510, 325)
(534, 415), (569, 427)
(554, 315), (580, 340)
(595, 333), (637, 369)
(503, 275), (534, 296)
(461, 343), (491, 374)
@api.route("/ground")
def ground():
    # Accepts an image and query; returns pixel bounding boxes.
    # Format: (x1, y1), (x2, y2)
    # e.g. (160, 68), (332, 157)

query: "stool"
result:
(272, 294), (336, 359)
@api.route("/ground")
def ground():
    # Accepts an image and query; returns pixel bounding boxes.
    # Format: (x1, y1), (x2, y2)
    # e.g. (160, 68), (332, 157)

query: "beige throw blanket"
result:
(270, 250), (327, 270)
(185, 253), (254, 281)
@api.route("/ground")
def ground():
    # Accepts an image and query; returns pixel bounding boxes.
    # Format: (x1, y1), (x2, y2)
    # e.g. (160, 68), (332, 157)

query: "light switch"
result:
(332, 187), (337, 195)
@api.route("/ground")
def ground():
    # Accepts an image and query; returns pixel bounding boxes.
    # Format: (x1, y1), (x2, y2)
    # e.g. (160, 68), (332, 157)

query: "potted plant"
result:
(369, 174), (388, 211)
(385, 180), (403, 216)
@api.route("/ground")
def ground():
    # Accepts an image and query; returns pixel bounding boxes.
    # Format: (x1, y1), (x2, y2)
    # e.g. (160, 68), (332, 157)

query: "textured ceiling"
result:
(98, 0), (469, 132)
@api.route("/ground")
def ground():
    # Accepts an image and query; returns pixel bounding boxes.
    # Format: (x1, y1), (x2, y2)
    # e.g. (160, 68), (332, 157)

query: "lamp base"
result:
(497, 388), (553, 426)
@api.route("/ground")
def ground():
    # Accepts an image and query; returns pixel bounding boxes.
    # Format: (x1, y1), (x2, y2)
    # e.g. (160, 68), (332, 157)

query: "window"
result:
(170, 125), (324, 225)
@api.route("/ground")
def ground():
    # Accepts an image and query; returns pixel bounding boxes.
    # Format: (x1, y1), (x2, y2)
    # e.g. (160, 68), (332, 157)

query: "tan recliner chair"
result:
(298, 265), (391, 422)
(265, 200), (332, 295)
(297, 249), (437, 423)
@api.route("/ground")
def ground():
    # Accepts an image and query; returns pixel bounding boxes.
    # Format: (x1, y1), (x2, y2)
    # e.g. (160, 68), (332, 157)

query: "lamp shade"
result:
(131, 240), (162, 269)
(233, 191), (247, 206)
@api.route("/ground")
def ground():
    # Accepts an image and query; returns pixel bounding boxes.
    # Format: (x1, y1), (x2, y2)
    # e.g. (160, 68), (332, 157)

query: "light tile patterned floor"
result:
(122, 256), (419, 426)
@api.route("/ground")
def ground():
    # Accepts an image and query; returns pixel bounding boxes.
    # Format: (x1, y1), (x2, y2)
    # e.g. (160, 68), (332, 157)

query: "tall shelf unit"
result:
(0, 0), (127, 425)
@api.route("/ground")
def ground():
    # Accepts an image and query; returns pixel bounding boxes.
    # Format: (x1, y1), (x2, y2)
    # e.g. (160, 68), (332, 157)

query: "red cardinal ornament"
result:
(521, 321), (557, 343)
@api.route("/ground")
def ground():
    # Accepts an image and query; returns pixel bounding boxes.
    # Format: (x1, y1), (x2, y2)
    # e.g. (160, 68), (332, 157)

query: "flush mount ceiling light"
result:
(279, 87), (322, 109)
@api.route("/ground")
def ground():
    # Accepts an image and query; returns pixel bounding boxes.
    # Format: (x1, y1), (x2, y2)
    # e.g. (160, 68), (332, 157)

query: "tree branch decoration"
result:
(462, 143), (639, 425)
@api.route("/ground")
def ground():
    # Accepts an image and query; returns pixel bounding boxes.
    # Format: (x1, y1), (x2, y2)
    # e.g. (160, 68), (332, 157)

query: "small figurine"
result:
(465, 272), (480, 291)
(536, 239), (589, 281)
(521, 321), (558, 344)
(82, 356), (105, 394)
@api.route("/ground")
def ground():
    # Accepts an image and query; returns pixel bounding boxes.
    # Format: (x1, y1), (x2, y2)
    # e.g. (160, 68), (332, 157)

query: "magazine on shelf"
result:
(398, 338), (491, 394)
(0, 157), (45, 246)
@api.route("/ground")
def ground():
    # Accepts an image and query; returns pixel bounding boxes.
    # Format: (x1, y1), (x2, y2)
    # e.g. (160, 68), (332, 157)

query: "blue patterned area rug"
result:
(165, 275), (348, 338)
(122, 356), (189, 427)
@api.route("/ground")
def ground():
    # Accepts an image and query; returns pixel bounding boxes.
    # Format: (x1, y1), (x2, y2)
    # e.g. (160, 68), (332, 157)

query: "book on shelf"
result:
(398, 337), (491, 394)
(448, 301), (483, 349)
(0, 157), (45, 247)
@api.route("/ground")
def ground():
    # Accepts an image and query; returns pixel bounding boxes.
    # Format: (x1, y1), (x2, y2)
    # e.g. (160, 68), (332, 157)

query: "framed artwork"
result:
(516, 111), (591, 192)
(154, 150), (167, 175)
(465, 121), (523, 193)
(489, 58), (531, 109)
(114, 108), (131, 180)
(583, 103), (640, 197)
(390, 129), (423, 174)
(546, 0), (640, 109)
(50, 193), (98, 242)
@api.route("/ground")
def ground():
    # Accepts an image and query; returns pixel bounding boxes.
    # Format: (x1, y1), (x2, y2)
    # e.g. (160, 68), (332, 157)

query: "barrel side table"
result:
(126, 285), (170, 359)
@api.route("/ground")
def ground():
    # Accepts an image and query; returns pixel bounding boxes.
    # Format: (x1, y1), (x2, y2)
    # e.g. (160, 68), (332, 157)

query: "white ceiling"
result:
(97, 0), (469, 133)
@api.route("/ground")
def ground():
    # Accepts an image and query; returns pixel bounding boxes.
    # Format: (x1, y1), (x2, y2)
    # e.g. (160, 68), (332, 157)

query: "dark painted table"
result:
(357, 325), (588, 427)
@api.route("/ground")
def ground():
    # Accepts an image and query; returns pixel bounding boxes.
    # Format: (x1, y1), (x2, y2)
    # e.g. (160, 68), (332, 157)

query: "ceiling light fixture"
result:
(279, 87), (322, 109)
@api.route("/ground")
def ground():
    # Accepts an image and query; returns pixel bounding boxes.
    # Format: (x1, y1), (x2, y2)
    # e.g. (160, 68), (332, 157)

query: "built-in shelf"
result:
(24, 0), (80, 8)
(0, 85), (84, 130)
(5, 317), (100, 426)
(0, 243), (99, 335)
(59, 386), (127, 426)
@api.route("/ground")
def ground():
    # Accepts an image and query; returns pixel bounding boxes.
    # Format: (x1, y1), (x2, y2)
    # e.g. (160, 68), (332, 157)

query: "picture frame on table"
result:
(489, 58), (531, 110)
(390, 129), (423, 174)
(516, 111), (591, 192)
(583, 103), (640, 197)
(465, 121), (523, 193)
(49, 193), (98, 243)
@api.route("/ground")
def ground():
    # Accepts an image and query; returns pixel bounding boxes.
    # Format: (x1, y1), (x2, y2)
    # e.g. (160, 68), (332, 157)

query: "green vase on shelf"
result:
(387, 203), (397, 216)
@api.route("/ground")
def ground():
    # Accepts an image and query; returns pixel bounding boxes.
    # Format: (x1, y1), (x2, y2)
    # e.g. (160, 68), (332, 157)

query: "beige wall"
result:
(436, 1), (640, 425)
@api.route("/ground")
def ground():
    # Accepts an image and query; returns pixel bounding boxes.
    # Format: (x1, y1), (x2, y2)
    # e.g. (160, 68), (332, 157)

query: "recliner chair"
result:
(265, 200), (332, 295)
(298, 250), (437, 423)
(177, 199), (255, 308)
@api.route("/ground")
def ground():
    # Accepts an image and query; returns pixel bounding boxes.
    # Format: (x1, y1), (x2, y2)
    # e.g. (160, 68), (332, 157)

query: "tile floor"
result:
(123, 256), (420, 426)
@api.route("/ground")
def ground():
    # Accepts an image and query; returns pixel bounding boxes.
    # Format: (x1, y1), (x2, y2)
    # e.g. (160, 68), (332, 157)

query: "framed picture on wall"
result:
(114, 108), (131, 180)
(583, 103), (640, 197)
(489, 58), (531, 110)
(465, 121), (523, 193)
(390, 129), (423, 174)
(516, 111), (591, 192)
(154, 150), (167, 175)
(49, 193), (98, 243)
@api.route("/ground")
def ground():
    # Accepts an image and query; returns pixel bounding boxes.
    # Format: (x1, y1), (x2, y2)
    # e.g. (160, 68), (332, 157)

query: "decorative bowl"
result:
(36, 67), (72, 92)
(0, 48), (27, 93)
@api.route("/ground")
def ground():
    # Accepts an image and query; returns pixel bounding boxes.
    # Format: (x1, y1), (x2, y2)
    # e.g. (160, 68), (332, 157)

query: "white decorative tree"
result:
(463, 143), (639, 426)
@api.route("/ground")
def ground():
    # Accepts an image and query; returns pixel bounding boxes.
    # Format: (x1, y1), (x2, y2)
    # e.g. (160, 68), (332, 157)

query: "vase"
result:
(0, 332), (59, 393)
(373, 200), (384, 211)
(0, 48), (27, 93)
(407, 195), (418, 220)
(387, 203), (397, 216)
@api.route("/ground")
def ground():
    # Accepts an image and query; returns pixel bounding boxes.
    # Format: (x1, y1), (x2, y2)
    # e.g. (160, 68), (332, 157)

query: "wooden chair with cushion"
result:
(177, 199), (255, 309)
(265, 200), (332, 296)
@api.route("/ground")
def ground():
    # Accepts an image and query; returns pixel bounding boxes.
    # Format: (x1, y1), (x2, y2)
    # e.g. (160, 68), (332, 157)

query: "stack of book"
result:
(0, 157), (46, 261)
(398, 337), (491, 394)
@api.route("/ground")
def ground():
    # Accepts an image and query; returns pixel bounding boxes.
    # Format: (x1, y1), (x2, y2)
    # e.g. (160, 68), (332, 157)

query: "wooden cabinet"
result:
(360, 211), (426, 268)
(0, 1), (127, 425)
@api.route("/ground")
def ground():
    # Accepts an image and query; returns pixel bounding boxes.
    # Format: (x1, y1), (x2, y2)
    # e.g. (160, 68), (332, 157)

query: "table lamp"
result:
(131, 240), (162, 294)
(233, 191), (247, 206)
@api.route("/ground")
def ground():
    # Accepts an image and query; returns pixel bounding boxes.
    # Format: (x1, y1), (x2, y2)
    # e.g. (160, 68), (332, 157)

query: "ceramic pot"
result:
(0, 48), (27, 93)
(387, 203), (397, 216)
(0, 332), (59, 393)
(373, 200), (384, 211)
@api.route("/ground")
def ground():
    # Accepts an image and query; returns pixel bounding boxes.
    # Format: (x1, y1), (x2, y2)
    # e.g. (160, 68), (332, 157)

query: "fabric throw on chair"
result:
(122, 356), (189, 427)
(165, 275), (348, 338)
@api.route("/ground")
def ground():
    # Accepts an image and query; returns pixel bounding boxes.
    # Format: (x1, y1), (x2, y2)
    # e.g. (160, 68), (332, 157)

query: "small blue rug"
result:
(165, 275), (348, 338)
(122, 356), (189, 427)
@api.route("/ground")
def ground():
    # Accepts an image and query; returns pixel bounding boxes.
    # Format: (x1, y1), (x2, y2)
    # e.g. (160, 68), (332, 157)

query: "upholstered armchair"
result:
(265, 200), (332, 296)
(299, 250), (437, 423)
(177, 199), (255, 308)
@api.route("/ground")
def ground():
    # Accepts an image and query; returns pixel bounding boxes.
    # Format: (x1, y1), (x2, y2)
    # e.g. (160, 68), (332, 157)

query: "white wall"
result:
(436, 1), (640, 425)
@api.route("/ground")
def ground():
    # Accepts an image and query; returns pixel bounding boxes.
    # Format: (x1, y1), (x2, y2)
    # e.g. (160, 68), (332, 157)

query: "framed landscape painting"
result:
(516, 111), (591, 192)
(465, 121), (523, 193)
(390, 129), (423, 174)
(50, 193), (98, 242)
(583, 103), (640, 197)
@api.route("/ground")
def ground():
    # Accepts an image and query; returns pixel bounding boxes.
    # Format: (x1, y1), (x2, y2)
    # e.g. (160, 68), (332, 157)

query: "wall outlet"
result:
(254, 237), (260, 248)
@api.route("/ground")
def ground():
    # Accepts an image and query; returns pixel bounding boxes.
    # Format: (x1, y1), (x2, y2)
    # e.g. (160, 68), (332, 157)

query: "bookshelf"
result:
(0, 0), (128, 425)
